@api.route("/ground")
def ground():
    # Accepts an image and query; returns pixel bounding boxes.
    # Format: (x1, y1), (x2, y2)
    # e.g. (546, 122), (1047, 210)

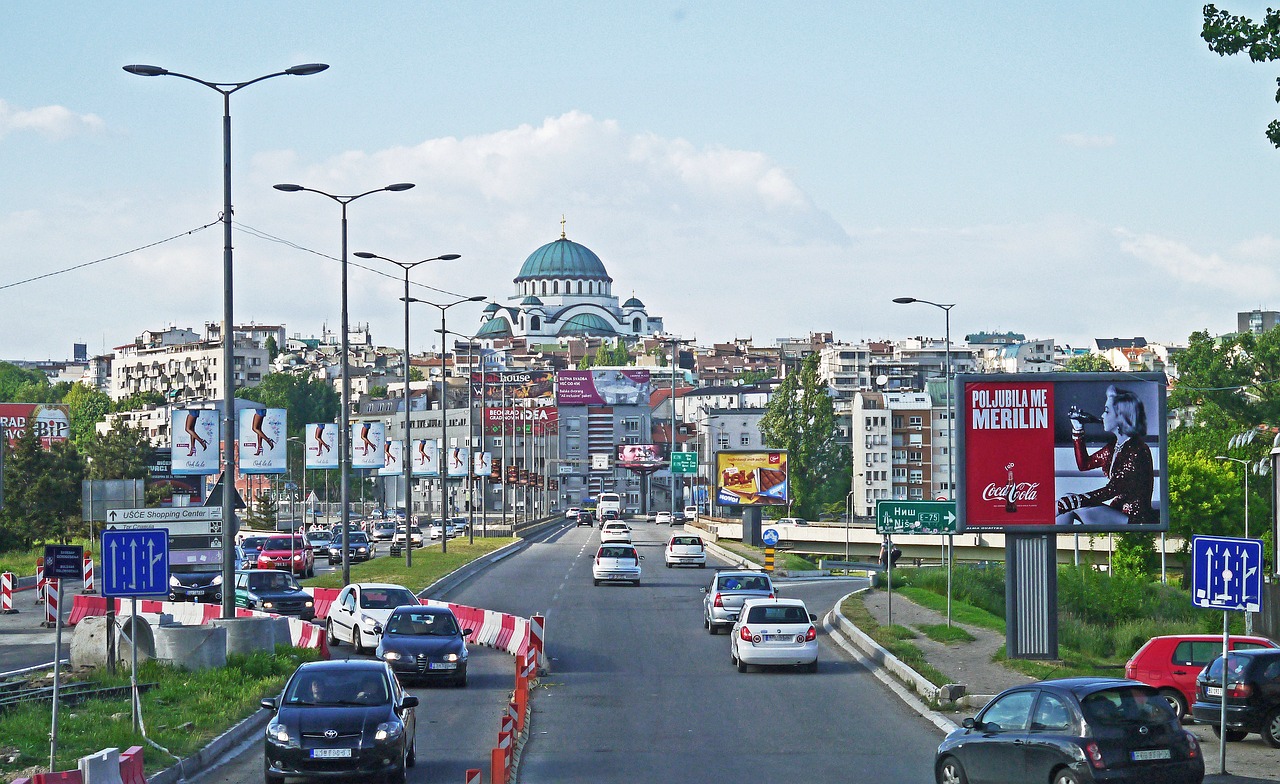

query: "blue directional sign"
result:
(762, 528), (780, 547)
(1191, 535), (1263, 613)
(101, 529), (170, 598)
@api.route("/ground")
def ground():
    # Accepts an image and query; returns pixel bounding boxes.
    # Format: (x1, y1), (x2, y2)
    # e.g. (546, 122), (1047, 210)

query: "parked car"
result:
(599, 521), (632, 544)
(776, 517), (809, 526)
(937, 678), (1204, 784)
(234, 569), (315, 620)
(256, 535), (315, 578)
(1192, 647), (1280, 746)
(327, 531), (375, 564)
(730, 597), (818, 672)
(654, 511), (673, 525)
(1125, 634), (1277, 721)
(592, 543), (643, 586)
(665, 534), (707, 568)
(325, 583), (421, 654)
(702, 570), (775, 634)
(261, 659), (417, 784)
(370, 521), (398, 542)
(376, 604), (472, 686)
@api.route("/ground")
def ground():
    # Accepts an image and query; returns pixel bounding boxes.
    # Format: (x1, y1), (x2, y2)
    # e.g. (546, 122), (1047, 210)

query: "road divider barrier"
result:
(34, 559), (44, 605)
(11, 744), (143, 784)
(81, 552), (94, 594)
(1, 571), (15, 614)
(43, 578), (59, 628)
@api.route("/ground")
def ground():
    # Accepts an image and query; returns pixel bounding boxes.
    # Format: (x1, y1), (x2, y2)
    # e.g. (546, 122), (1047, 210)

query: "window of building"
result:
(577, 281), (582, 294)
(909, 415), (923, 428)
(892, 416), (903, 428)
(893, 468), (907, 480)
(909, 469), (923, 484)
(541, 281), (547, 295)
(553, 281), (559, 294)
(909, 487), (923, 500)
(909, 451), (922, 463)
(623, 418), (641, 433)
(740, 434), (751, 446)
(717, 435), (730, 449)
(633, 317), (642, 332)
(530, 316), (541, 331)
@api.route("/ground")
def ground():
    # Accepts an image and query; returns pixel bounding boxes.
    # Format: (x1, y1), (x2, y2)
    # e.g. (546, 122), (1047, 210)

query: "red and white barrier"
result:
(465, 769), (482, 784)
(1, 571), (14, 613)
(43, 578), (59, 627)
(530, 613), (545, 661)
(34, 559), (44, 605)
(82, 552), (94, 593)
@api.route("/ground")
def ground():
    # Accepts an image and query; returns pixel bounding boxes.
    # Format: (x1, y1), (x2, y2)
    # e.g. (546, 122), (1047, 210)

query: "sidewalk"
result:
(831, 587), (1278, 784)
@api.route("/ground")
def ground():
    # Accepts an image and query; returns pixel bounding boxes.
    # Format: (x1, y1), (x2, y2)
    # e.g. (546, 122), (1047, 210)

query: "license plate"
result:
(428, 662), (457, 670)
(764, 634), (791, 642)
(1131, 749), (1171, 761)
(1207, 686), (1222, 697)
(311, 748), (352, 759)
(187, 589), (204, 595)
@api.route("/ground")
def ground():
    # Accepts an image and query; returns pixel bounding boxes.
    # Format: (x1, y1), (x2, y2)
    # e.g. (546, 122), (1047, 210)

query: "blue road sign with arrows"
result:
(101, 529), (170, 598)
(1191, 535), (1263, 613)
(762, 528), (780, 547)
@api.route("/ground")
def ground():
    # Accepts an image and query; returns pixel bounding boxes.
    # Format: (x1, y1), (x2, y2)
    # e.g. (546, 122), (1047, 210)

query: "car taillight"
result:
(1083, 741), (1105, 769)
(1228, 682), (1254, 699)
(1184, 730), (1200, 758)
(740, 626), (753, 641)
(805, 625), (817, 642)
(767, 593), (775, 599)
(713, 593), (724, 608)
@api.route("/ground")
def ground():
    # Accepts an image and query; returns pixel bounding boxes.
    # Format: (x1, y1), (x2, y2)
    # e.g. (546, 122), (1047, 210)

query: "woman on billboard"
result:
(1055, 385), (1157, 525)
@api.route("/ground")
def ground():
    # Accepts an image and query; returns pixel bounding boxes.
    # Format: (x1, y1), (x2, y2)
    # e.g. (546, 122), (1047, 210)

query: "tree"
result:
(736, 368), (776, 385)
(0, 426), (85, 549)
(1203, 4), (1280, 148)
(83, 424), (153, 480)
(1062, 353), (1116, 372)
(242, 490), (279, 531)
(265, 335), (280, 363)
(112, 391), (166, 412)
(577, 354), (592, 370)
(593, 343), (612, 367)
(62, 383), (113, 448)
(237, 373), (339, 437)
(612, 340), (630, 366)
(408, 367), (425, 383)
(0, 362), (51, 402)
(758, 354), (850, 519)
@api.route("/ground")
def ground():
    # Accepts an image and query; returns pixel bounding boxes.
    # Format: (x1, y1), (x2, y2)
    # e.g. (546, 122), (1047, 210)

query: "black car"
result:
(262, 659), (417, 784)
(234, 569), (315, 621)
(328, 531), (375, 564)
(1192, 647), (1280, 746)
(168, 565), (223, 603)
(935, 678), (1204, 784)
(576, 509), (595, 527)
(376, 605), (472, 687)
(237, 536), (268, 570)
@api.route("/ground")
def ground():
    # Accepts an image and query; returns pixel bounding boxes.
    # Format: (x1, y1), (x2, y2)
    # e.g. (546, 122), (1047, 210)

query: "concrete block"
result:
(936, 683), (967, 702)
(79, 746), (122, 784)
(118, 615), (156, 663)
(154, 624), (227, 670)
(268, 617), (292, 650)
(209, 617), (277, 657)
(70, 615), (111, 669)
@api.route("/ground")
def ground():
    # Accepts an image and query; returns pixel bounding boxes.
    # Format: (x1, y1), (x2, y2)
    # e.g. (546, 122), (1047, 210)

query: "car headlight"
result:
(443, 652), (459, 662)
(357, 547), (367, 553)
(375, 721), (403, 742)
(211, 574), (223, 586)
(263, 601), (274, 609)
(304, 601), (314, 608)
(382, 651), (402, 661)
(267, 722), (291, 743)
(361, 614), (379, 627)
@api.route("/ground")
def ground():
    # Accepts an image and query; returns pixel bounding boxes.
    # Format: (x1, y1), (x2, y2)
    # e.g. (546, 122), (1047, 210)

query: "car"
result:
(702, 570), (775, 635)
(376, 604), (473, 686)
(325, 583), (422, 654)
(575, 509), (595, 527)
(304, 529), (334, 550)
(327, 531), (375, 564)
(672, 512), (690, 525)
(256, 535), (315, 577)
(599, 521), (632, 543)
(600, 509), (621, 523)
(167, 565), (223, 603)
(261, 659), (417, 784)
(369, 521), (398, 542)
(683, 505), (698, 519)
(392, 524), (423, 549)
(936, 678), (1204, 784)
(238, 536), (268, 570)
(448, 517), (469, 536)
(1192, 647), (1280, 746)
(1125, 634), (1277, 721)
(730, 597), (818, 672)
(234, 569), (315, 620)
(646, 510), (658, 522)
(425, 522), (445, 540)
(654, 511), (673, 525)
(664, 534), (707, 568)
(566, 507), (582, 522)
(592, 543), (643, 586)
(776, 517), (809, 526)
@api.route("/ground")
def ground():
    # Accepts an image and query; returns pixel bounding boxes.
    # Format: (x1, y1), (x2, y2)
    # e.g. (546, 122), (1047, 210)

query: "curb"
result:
(702, 540), (762, 570)
(420, 518), (568, 599)
(148, 707), (271, 784)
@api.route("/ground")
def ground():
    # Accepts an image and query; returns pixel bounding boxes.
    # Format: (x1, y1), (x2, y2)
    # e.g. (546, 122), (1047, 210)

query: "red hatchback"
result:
(1125, 633), (1277, 721)
(256, 535), (315, 578)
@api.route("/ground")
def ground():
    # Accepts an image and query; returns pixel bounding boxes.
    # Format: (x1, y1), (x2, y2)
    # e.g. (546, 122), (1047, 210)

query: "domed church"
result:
(475, 221), (665, 341)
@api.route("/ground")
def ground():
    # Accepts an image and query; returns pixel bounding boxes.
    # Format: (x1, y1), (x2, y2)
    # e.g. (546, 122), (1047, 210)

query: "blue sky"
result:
(3, 2), (1280, 361)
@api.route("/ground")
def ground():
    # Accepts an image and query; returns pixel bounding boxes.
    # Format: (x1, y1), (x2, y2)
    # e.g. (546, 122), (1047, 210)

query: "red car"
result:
(1125, 633), (1277, 720)
(256, 535), (315, 578)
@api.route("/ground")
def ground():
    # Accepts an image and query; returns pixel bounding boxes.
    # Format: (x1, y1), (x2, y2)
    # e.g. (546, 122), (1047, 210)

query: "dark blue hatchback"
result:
(376, 605), (472, 687)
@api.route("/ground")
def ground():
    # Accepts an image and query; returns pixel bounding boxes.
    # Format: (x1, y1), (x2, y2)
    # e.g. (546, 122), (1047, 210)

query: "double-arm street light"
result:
(435, 327), (481, 544)
(893, 296), (956, 626)
(406, 294), (487, 554)
(274, 182), (415, 586)
(354, 252), (463, 567)
(125, 62), (329, 621)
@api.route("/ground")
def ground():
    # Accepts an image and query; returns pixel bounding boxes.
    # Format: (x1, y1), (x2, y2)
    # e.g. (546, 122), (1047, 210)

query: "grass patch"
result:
(0, 538), (93, 579)
(993, 644), (1126, 680)
(896, 586), (1006, 633)
(305, 537), (516, 592)
(917, 623), (976, 644)
(781, 553), (818, 571)
(710, 540), (764, 566)
(0, 646), (320, 778)
(839, 594), (952, 688)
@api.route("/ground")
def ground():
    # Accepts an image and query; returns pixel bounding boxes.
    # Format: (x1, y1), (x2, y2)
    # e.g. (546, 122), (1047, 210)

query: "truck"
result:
(597, 492), (622, 520)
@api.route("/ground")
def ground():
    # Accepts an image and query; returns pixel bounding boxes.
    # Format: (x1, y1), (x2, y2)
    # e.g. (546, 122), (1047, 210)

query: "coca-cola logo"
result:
(980, 482), (1040, 502)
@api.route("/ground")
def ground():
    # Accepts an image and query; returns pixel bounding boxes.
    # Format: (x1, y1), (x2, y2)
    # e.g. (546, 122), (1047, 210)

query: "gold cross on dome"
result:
(560, 215), (566, 239)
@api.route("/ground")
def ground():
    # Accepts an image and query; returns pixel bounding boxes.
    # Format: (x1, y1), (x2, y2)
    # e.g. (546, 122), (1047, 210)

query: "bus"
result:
(597, 492), (622, 520)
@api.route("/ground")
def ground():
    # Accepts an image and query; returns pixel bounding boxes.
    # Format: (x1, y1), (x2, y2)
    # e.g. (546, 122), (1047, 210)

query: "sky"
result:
(4, 2), (1280, 362)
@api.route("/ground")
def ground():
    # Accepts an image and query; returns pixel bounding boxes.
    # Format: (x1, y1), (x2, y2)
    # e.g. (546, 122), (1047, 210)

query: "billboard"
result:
(238, 407), (287, 475)
(715, 451), (788, 506)
(470, 371), (555, 403)
(474, 451), (492, 478)
(956, 372), (1168, 533)
(412, 440), (439, 477)
(0, 403), (70, 449)
(556, 370), (652, 406)
(351, 421), (386, 470)
(305, 423), (339, 469)
(378, 439), (404, 476)
(147, 448), (204, 507)
(446, 446), (470, 478)
(617, 444), (664, 470)
(484, 407), (559, 435)
(171, 409), (219, 476)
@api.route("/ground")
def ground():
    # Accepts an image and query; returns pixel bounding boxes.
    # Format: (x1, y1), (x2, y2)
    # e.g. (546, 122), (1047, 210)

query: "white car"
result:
(664, 534), (707, 568)
(599, 521), (632, 543)
(654, 511), (673, 525)
(325, 582), (421, 654)
(392, 525), (423, 548)
(683, 506), (699, 519)
(776, 517), (809, 527)
(592, 543), (643, 586)
(730, 597), (819, 673)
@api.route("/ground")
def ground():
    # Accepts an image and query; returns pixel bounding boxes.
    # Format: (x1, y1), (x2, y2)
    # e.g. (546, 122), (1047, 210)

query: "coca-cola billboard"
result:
(957, 373), (1168, 533)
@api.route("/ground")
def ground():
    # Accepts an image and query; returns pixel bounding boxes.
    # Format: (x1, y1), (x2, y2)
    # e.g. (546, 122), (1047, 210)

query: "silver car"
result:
(702, 570), (775, 635)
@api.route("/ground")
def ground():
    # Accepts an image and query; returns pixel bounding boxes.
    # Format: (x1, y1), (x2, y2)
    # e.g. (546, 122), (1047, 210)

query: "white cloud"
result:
(0, 99), (103, 139)
(1059, 133), (1116, 149)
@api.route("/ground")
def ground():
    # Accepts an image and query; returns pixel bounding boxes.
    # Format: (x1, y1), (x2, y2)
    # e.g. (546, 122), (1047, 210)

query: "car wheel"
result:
(353, 627), (366, 655)
(264, 763), (285, 784)
(736, 654), (748, 673)
(1263, 708), (1280, 749)
(803, 660), (818, 673)
(1050, 768), (1081, 784)
(593, 579), (600, 586)
(1211, 725), (1248, 742)
(1158, 689), (1188, 722)
(386, 762), (407, 784)
(666, 561), (672, 568)
(406, 737), (416, 767)
(326, 620), (340, 647)
(935, 755), (968, 784)
(455, 666), (468, 688)
(633, 579), (641, 586)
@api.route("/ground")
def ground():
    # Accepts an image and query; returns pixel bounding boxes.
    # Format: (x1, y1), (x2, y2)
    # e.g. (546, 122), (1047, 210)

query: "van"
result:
(597, 492), (622, 518)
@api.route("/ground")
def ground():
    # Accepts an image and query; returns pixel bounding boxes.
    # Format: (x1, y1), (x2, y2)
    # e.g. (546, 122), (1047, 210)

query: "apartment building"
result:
(111, 324), (270, 403)
(850, 390), (936, 517)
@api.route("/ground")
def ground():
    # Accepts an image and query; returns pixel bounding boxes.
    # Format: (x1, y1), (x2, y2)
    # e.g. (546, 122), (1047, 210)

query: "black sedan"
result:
(1192, 647), (1280, 745)
(935, 678), (1204, 784)
(262, 659), (417, 784)
(327, 531), (375, 564)
(234, 569), (315, 621)
(376, 605), (472, 687)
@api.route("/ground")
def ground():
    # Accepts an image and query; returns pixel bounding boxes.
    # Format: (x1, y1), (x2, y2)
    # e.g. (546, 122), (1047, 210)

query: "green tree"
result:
(409, 367), (425, 383)
(593, 343), (612, 367)
(736, 368), (776, 385)
(0, 426), (86, 549)
(1166, 451), (1251, 548)
(112, 391), (167, 412)
(63, 383), (113, 448)
(612, 340), (630, 366)
(758, 354), (850, 519)
(83, 424), (153, 480)
(242, 490), (279, 531)
(265, 335), (280, 363)
(1203, 4), (1280, 148)
(1062, 353), (1117, 372)
(237, 373), (339, 437)
(577, 354), (592, 370)
(369, 385), (389, 399)
(648, 345), (667, 367)
(0, 362), (51, 402)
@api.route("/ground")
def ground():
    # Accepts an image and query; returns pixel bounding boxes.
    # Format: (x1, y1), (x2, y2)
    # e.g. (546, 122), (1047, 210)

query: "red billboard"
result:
(0, 403), (70, 449)
(484, 407), (559, 435)
(957, 373), (1168, 533)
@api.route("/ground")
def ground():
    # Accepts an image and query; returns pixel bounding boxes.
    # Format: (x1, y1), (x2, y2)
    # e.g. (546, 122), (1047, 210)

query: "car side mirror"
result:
(809, 613), (818, 622)
(401, 695), (420, 709)
(373, 623), (384, 635)
(638, 555), (645, 560)
(261, 697), (278, 711)
(462, 628), (474, 637)
(701, 587), (708, 593)
(962, 717), (977, 730)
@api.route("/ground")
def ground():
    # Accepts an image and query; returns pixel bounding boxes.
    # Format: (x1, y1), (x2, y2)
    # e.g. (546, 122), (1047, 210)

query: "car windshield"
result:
(360, 588), (418, 609)
(241, 537), (266, 550)
(286, 670), (390, 706)
(248, 572), (300, 591)
(746, 605), (808, 624)
(718, 575), (770, 592)
(385, 611), (459, 636)
(1080, 686), (1176, 726)
(672, 537), (701, 546)
(599, 546), (637, 559)
(347, 533), (369, 544)
(263, 537), (305, 550)
(308, 531), (332, 542)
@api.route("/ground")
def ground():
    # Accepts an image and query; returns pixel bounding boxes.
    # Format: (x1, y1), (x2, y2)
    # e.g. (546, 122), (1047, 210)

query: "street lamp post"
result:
(893, 296), (955, 627)
(434, 328), (479, 543)
(664, 337), (693, 515)
(405, 294), (487, 553)
(126, 62), (329, 620)
(1216, 455), (1254, 634)
(354, 252), (462, 566)
(274, 182), (414, 585)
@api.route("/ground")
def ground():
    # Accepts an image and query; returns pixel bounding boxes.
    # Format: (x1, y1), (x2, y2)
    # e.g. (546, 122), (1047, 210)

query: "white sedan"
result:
(664, 534), (707, 568)
(654, 511), (673, 525)
(325, 582), (422, 654)
(599, 521), (632, 543)
(730, 597), (819, 673)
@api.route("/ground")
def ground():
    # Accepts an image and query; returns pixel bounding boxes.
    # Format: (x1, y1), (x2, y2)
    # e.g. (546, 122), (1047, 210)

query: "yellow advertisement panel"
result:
(715, 451), (788, 506)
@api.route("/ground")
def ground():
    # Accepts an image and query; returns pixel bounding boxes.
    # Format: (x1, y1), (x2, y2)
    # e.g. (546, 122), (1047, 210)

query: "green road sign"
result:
(875, 500), (958, 534)
(670, 452), (698, 475)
